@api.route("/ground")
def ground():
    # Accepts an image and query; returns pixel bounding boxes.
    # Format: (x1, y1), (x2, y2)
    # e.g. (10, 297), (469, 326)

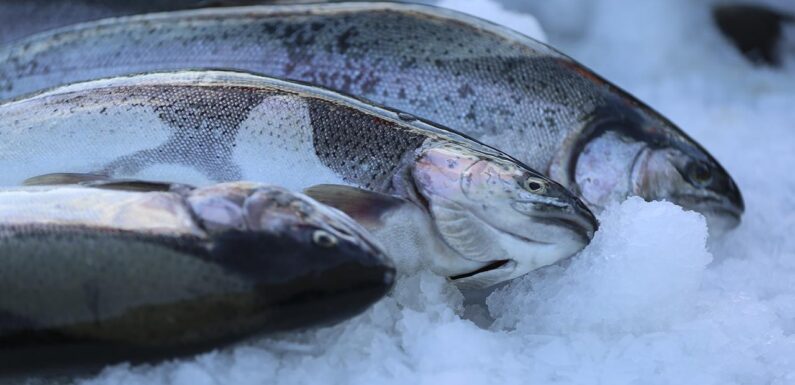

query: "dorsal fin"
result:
(24, 172), (109, 186)
(23, 172), (192, 193)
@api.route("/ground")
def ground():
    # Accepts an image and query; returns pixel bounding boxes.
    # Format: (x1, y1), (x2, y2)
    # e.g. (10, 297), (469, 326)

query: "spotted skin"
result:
(100, 86), (269, 180)
(307, 100), (427, 190)
(0, 71), (504, 193)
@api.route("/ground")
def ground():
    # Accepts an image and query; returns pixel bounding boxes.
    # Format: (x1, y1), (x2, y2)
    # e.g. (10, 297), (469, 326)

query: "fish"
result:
(0, 70), (597, 288)
(713, 3), (794, 66)
(0, 2), (743, 231)
(0, 180), (394, 373)
(0, 0), (318, 45)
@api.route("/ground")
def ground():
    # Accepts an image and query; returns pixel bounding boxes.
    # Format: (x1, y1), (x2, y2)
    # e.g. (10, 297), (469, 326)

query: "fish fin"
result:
(82, 180), (191, 193)
(23, 172), (110, 186)
(23, 172), (192, 193)
(303, 184), (406, 227)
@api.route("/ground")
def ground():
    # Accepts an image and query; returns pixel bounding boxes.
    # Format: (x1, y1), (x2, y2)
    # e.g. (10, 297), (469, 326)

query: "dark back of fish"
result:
(0, 226), (390, 373)
(0, 0), (325, 45)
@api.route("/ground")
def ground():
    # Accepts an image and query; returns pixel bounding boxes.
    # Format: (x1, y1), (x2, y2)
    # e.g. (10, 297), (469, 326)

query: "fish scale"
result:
(101, 85), (269, 180)
(0, 71), (492, 192)
(8, 83), (427, 191)
(307, 100), (427, 190)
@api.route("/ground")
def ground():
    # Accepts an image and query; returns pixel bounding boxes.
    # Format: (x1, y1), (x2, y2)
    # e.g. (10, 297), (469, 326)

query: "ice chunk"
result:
(489, 198), (712, 335)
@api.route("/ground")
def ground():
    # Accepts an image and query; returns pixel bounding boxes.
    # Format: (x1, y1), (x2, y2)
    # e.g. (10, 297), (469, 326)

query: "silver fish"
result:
(0, 70), (596, 288)
(0, 180), (394, 372)
(0, 3), (743, 231)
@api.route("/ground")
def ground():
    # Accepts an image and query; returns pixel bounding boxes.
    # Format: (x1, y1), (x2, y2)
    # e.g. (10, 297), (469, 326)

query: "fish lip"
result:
(516, 200), (598, 242)
(669, 193), (744, 225)
(449, 259), (512, 280)
(535, 215), (595, 243)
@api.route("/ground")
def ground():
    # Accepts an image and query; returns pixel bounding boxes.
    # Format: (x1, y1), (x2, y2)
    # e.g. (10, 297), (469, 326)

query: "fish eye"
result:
(687, 161), (713, 186)
(523, 177), (547, 193)
(312, 230), (338, 248)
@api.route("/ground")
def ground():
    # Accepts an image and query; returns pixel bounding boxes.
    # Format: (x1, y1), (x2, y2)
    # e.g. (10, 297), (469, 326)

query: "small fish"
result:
(0, 70), (597, 288)
(0, 3), (743, 231)
(0, 180), (394, 373)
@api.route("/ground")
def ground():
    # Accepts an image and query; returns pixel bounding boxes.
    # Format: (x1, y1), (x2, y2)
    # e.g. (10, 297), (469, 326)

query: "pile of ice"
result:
(78, 0), (795, 384)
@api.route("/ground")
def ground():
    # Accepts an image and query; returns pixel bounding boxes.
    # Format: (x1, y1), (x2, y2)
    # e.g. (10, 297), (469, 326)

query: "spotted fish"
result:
(0, 70), (597, 288)
(0, 2), (743, 231)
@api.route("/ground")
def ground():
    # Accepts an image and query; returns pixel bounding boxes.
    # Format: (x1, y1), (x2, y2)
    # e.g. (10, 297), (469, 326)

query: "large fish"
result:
(0, 3), (743, 231)
(0, 70), (597, 288)
(0, 180), (393, 372)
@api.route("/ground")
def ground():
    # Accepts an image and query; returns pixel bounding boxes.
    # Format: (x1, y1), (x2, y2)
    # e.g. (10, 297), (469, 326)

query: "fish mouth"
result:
(670, 194), (743, 230)
(534, 215), (596, 243)
(449, 259), (511, 280)
(512, 200), (598, 243)
(445, 216), (588, 282)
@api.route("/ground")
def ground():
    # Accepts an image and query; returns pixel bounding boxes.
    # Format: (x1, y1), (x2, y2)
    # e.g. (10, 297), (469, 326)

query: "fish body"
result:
(0, 3), (742, 230)
(0, 181), (394, 372)
(0, 70), (596, 287)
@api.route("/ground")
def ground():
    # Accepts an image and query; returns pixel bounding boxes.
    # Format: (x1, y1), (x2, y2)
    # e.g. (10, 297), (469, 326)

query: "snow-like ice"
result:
(489, 198), (712, 336)
(38, 0), (795, 383)
(437, 0), (547, 43)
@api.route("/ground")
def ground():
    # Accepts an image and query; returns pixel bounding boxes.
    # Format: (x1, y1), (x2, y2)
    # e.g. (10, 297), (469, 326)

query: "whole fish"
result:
(0, 3), (743, 231)
(0, 70), (597, 288)
(0, 0), (317, 45)
(0, 180), (394, 372)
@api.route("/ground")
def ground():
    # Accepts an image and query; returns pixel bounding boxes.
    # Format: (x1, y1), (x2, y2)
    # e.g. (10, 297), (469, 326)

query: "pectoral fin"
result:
(303, 184), (407, 228)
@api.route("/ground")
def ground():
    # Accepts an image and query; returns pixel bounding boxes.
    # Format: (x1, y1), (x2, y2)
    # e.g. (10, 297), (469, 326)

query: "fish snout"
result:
(725, 175), (745, 217)
(531, 186), (599, 242)
(211, 227), (395, 332)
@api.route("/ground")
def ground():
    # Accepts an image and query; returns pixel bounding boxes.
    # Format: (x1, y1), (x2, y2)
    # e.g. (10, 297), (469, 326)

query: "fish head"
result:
(559, 101), (744, 234)
(542, 58), (744, 233)
(630, 137), (744, 233)
(188, 182), (392, 265)
(186, 182), (395, 328)
(402, 142), (597, 287)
